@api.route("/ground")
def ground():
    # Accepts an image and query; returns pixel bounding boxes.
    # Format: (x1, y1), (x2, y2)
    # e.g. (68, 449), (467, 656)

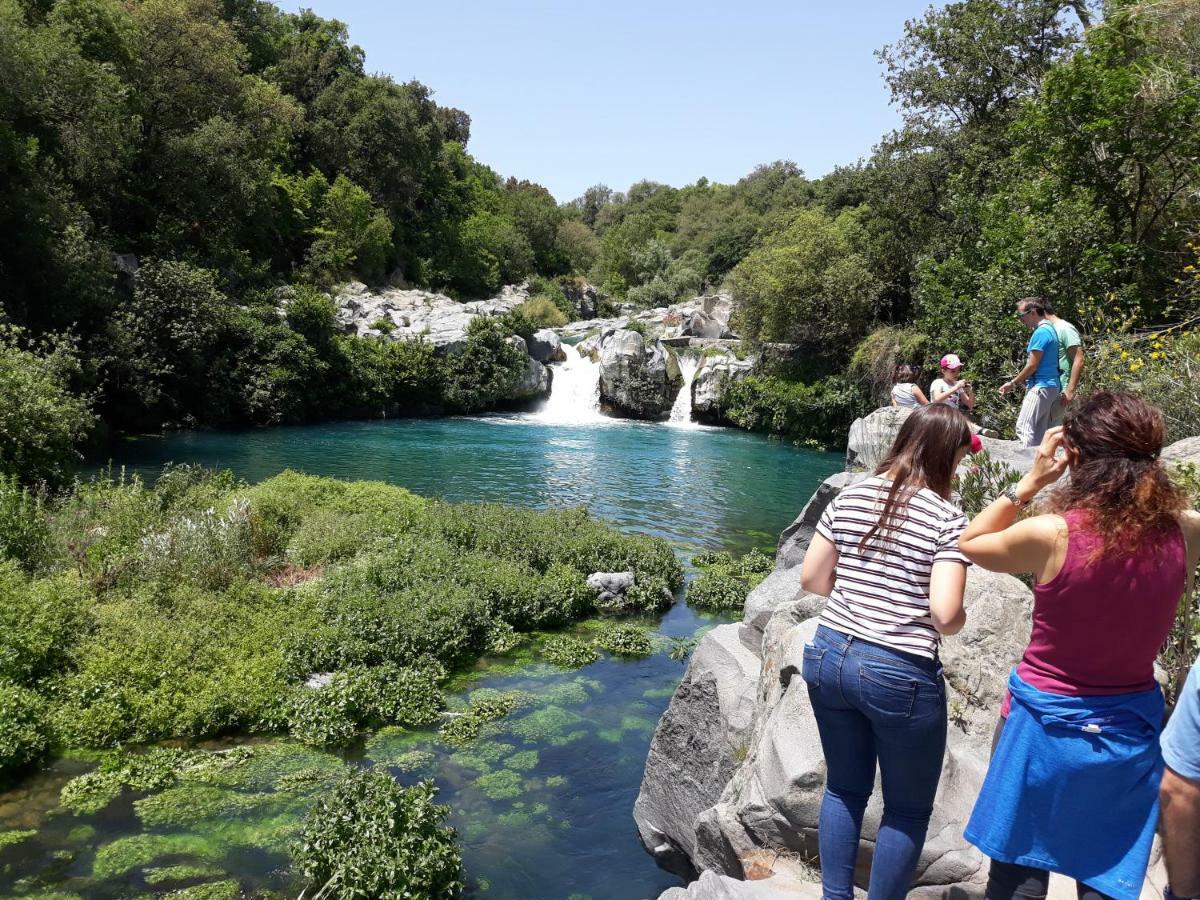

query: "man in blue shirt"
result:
(999, 297), (1061, 447)
(1161, 652), (1200, 900)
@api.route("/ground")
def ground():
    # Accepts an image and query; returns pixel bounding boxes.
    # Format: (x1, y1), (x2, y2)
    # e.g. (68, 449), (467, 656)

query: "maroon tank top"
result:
(1015, 509), (1185, 700)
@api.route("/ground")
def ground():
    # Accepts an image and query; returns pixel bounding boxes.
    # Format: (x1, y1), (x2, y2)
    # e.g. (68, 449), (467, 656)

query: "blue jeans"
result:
(802, 625), (948, 900)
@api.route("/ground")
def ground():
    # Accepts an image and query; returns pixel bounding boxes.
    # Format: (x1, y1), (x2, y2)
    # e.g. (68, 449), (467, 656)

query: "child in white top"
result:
(891, 364), (929, 408)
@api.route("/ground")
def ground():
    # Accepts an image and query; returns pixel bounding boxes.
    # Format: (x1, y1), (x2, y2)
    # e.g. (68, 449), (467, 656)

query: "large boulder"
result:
(598, 329), (683, 420)
(1163, 435), (1200, 467)
(564, 280), (603, 320)
(692, 355), (756, 425)
(634, 623), (763, 878)
(741, 567), (822, 637)
(847, 406), (1034, 475)
(846, 406), (912, 470)
(506, 335), (551, 402)
(682, 311), (725, 339)
(528, 328), (565, 364)
(775, 472), (866, 570)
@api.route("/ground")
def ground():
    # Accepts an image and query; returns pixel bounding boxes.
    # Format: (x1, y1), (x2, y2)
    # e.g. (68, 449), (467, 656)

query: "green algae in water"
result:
(473, 769), (523, 801)
(544, 775), (567, 789)
(363, 726), (436, 768)
(0, 828), (35, 848)
(162, 880), (241, 900)
(144, 863), (225, 885)
(449, 741), (514, 774)
(503, 750), (538, 772)
(65, 825), (96, 844)
(537, 681), (589, 707)
(642, 685), (675, 700)
(506, 705), (586, 744)
(134, 783), (277, 828)
(92, 833), (223, 880)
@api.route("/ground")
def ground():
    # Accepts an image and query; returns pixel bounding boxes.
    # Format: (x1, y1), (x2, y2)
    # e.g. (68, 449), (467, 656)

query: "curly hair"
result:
(1049, 391), (1188, 560)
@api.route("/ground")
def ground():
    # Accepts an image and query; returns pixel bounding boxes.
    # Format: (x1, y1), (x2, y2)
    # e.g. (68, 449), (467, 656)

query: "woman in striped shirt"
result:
(801, 403), (975, 900)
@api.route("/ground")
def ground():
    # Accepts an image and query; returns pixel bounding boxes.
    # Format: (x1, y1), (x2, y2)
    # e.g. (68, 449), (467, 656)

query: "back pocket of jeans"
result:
(801, 645), (825, 690)
(858, 664), (918, 718)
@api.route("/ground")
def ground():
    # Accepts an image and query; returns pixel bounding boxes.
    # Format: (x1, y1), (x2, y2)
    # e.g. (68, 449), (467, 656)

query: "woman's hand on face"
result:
(1026, 426), (1070, 491)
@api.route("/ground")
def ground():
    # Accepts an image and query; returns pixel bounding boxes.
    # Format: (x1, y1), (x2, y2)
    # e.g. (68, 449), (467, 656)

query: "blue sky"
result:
(286, 1), (939, 202)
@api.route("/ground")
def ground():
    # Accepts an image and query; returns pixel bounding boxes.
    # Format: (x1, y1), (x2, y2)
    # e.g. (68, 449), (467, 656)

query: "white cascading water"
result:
(668, 354), (700, 425)
(531, 344), (606, 424)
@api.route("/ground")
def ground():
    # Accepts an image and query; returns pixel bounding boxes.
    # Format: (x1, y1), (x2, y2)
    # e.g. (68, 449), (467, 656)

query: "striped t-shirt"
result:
(815, 476), (971, 660)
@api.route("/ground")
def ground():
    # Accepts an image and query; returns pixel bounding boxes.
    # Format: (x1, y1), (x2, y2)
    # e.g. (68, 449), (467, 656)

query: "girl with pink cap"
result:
(930, 354), (975, 412)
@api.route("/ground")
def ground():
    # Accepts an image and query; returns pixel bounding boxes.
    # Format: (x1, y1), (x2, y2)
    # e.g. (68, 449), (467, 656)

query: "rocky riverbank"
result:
(635, 423), (1200, 899)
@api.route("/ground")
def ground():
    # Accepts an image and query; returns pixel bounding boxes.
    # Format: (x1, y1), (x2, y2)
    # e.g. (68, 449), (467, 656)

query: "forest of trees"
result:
(2, 0), (1199, 482)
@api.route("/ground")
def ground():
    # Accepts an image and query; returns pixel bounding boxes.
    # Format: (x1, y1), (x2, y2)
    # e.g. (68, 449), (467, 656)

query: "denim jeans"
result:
(802, 624), (948, 900)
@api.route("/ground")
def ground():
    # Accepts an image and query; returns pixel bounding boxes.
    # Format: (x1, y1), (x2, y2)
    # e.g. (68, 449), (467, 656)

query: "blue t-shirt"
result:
(1163, 653), (1200, 781)
(1026, 321), (1061, 389)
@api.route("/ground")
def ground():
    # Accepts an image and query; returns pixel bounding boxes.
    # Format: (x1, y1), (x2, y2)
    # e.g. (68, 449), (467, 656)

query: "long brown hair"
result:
(859, 404), (973, 552)
(1050, 391), (1187, 558)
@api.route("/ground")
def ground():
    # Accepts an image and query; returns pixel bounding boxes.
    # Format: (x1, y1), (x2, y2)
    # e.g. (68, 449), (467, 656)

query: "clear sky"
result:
(285, 0), (939, 203)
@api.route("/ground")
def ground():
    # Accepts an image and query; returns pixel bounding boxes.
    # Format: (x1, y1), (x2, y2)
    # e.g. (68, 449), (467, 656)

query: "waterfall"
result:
(531, 344), (606, 424)
(668, 354), (700, 425)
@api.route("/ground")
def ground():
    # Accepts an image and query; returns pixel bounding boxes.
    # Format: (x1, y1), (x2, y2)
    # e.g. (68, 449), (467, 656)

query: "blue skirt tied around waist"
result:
(963, 669), (1165, 900)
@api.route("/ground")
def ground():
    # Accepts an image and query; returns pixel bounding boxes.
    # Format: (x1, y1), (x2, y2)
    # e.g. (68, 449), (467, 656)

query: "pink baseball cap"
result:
(940, 354), (963, 370)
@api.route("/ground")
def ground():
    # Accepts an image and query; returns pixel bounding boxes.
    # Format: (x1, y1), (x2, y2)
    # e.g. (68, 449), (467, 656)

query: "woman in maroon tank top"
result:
(958, 392), (1200, 900)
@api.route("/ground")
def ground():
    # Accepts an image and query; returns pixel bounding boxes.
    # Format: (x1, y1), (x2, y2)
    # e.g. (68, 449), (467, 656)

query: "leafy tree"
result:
(553, 219), (600, 275)
(732, 209), (881, 363)
(305, 174), (394, 284)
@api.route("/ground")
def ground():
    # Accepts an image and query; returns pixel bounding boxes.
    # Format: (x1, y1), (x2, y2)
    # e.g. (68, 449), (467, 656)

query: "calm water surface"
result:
(1, 414), (840, 900)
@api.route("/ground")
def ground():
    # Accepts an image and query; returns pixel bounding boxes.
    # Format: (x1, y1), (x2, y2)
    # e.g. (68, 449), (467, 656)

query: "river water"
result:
(1, 375), (840, 899)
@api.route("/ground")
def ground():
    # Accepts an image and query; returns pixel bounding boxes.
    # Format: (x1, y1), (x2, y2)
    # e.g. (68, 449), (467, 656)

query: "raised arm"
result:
(959, 427), (1070, 579)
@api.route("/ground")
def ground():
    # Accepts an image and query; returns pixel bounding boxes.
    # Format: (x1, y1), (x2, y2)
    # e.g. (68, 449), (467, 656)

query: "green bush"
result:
(719, 374), (869, 449)
(592, 623), (653, 657)
(0, 476), (53, 572)
(0, 680), (49, 780)
(0, 563), (90, 686)
(440, 318), (528, 413)
(519, 295), (569, 329)
(438, 690), (531, 747)
(0, 327), (96, 487)
(293, 770), (463, 899)
(687, 571), (749, 611)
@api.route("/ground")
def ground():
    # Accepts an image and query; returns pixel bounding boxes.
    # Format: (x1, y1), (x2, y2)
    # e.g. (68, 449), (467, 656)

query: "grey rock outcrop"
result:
(692, 355), (756, 425)
(775, 472), (866, 571)
(741, 567), (823, 637)
(658, 869), (821, 899)
(598, 329), (683, 420)
(634, 623), (763, 877)
(1163, 435), (1200, 467)
(587, 571), (635, 610)
(327, 281), (527, 354)
(564, 281), (603, 319)
(528, 328), (566, 364)
(847, 406), (1035, 475)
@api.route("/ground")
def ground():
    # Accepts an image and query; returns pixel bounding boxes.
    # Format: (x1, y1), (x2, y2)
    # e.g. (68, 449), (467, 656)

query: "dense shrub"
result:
(592, 623), (653, 657)
(519, 295), (569, 329)
(294, 770), (463, 898)
(0, 476), (53, 572)
(0, 680), (49, 780)
(719, 374), (870, 449)
(687, 547), (772, 611)
(540, 636), (600, 669)
(0, 562), (89, 685)
(440, 318), (528, 412)
(0, 327), (95, 487)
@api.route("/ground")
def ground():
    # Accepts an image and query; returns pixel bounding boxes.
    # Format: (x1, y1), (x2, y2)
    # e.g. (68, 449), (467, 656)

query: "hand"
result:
(1062, 388), (1074, 404)
(1020, 426), (1070, 495)
(998, 381), (1014, 396)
